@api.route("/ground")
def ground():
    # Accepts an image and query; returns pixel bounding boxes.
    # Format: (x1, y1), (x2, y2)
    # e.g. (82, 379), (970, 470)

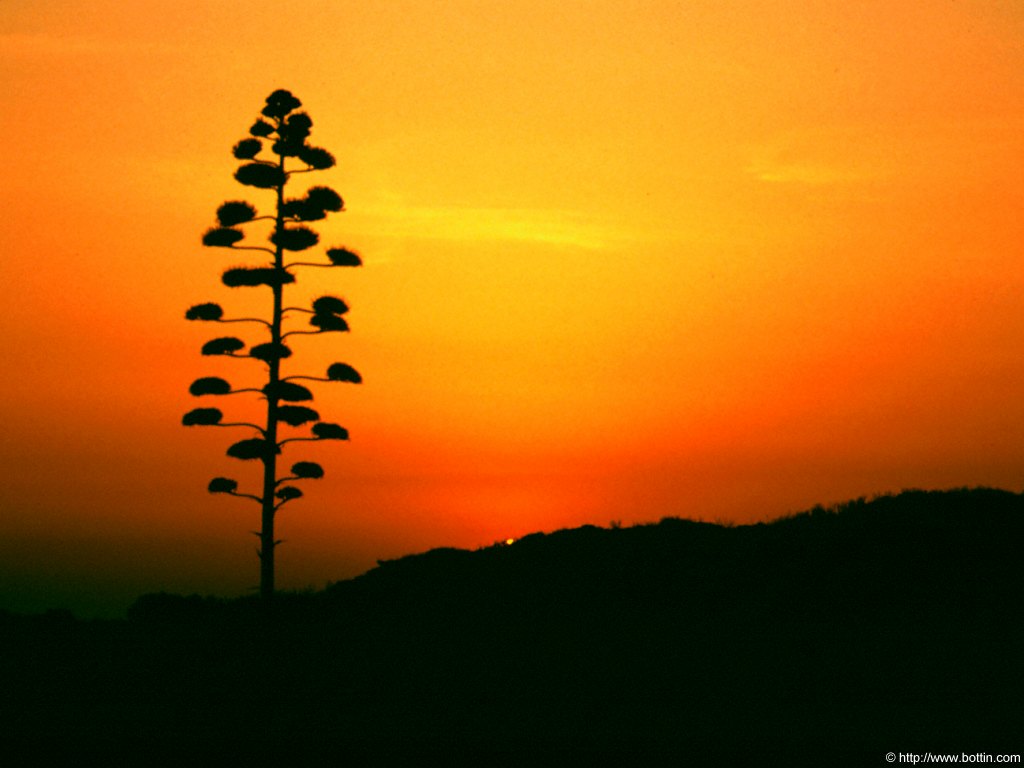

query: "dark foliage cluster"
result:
(220, 266), (296, 289)
(263, 380), (313, 401)
(189, 376), (232, 396)
(276, 405), (319, 427)
(185, 302), (224, 321)
(327, 247), (362, 267)
(226, 437), (278, 461)
(2, 489), (1022, 765)
(327, 362), (361, 383)
(201, 227), (244, 247)
(200, 336), (245, 356)
(216, 201), (257, 226)
(248, 341), (292, 363)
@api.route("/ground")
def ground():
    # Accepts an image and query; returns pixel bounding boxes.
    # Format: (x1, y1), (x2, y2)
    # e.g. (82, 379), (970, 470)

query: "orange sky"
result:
(2, 1), (1023, 615)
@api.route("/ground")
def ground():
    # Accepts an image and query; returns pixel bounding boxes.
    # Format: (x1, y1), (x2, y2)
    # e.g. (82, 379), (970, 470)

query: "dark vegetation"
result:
(185, 89), (361, 599)
(2, 488), (1022, 765)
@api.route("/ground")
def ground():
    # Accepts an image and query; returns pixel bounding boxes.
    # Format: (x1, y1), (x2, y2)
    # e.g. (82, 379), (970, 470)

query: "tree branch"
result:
(228, 245), (277, 256)
(216, 317), (272, 328)
(283, 261), (336, 269)
(213, 422), (267, 436)
(280, 329), (327, 341)
(227, 490), (264, 504)
(276, 436), (321, 447)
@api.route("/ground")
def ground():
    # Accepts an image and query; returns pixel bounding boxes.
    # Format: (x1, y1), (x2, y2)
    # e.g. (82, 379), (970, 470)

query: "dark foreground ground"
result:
(2, 488), (1022, 766)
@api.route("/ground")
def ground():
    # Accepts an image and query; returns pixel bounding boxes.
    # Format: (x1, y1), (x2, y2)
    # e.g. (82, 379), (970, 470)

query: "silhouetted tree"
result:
(184, 89), (362, 600)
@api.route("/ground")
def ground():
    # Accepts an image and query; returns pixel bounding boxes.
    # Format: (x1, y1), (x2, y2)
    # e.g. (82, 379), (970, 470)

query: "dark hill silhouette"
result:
(2, 488), (1022, 765)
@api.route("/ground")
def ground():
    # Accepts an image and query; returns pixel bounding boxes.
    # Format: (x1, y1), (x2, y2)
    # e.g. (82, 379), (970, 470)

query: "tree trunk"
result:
(259, 145), (287, 601)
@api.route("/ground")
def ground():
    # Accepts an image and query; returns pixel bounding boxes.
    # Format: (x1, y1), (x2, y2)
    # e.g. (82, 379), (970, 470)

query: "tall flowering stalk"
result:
(183, 89), (362, 599)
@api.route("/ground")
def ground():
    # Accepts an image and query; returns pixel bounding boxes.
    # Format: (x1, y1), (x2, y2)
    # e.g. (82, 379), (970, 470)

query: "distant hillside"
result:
(327, 486), (1023, 625)
(4, 488), (1023, 765)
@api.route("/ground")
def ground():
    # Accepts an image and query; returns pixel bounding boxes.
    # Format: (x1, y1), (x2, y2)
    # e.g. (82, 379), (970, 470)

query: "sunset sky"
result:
(2, 1), (1023, 616)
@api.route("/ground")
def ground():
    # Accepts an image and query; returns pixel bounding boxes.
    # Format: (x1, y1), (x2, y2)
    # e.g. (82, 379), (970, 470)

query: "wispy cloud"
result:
(0, 32), (176, 59)
(745, 127), (886, 186)
(746, 161), (873, 185)
(354, 204), (623, 250)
